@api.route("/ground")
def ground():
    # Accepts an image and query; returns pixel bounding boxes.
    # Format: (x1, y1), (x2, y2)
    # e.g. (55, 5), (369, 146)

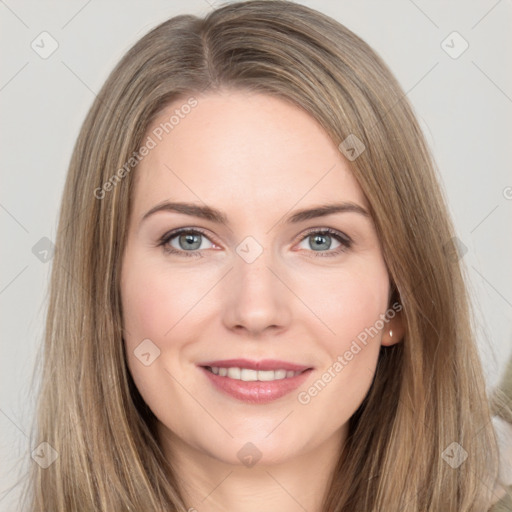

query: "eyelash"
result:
(157, 227), (352, 258)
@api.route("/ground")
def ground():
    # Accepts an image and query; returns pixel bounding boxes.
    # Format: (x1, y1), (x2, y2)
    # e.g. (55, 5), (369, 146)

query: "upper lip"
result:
(198, 358), (312, 372)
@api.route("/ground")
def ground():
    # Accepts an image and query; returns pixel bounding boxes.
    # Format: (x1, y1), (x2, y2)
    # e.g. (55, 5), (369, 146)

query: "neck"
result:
(158, 424), (347, 512)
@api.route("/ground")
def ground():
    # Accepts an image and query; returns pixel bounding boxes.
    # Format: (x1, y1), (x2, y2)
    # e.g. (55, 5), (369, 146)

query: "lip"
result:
(198, 361), (314, 404)
(198, 358), (311, 372)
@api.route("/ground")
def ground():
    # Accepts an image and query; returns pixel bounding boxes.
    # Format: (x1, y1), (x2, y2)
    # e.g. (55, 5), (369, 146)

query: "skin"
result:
(120, 89), (403, 512)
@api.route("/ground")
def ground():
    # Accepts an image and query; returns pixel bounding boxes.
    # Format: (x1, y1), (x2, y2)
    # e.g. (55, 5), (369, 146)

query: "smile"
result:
(199, 364), (313, 404)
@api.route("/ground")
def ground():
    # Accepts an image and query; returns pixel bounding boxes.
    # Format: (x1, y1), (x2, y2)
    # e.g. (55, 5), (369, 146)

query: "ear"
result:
(381, 309), (404, 346)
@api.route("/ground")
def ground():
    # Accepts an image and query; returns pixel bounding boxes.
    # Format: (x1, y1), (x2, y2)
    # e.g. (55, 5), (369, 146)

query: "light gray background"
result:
(1, 0), (511, 509)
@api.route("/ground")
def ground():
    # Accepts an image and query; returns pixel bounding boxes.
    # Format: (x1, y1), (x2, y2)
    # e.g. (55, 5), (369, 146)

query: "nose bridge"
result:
(234, 235), (280, 298)
(221, 234), (291, 333)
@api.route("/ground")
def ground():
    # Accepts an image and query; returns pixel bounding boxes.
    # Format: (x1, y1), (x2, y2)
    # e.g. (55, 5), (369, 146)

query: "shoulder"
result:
(489, 355), (512, 511)
(489, 416), (512, 510)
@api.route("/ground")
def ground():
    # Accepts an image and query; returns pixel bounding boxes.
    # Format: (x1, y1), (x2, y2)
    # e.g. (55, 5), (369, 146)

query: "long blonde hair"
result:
(25, 1), (500, 510)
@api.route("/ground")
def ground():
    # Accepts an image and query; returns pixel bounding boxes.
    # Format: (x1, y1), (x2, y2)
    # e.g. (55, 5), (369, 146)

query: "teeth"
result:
(227, 367), (241, 379)
(207, 366), (304, 381)
(258, 370), (279, 381)
(241, 368), (258, 381)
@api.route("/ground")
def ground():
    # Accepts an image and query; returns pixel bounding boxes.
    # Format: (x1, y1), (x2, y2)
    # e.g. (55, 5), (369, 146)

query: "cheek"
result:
(311, 260), (388, 387)
(120, 255), (217, 398)
(120, 258), (195, 429)
(311, 259), (390, 349)
(122, 275), (168, 347)
(337, 280), (386, 345)
(120, 257), (180, 392)
(121, 254), (206, 346)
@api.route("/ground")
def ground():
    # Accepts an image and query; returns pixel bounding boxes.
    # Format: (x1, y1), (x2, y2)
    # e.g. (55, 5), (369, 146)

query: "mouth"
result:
(198, 359), (314, 404)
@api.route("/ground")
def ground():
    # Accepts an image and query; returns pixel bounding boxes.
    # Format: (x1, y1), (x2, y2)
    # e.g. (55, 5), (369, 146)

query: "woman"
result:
(25, 1), (510, 510)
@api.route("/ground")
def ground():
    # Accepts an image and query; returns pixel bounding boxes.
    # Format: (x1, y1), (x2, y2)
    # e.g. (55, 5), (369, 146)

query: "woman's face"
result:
(120, 90), (401, 467)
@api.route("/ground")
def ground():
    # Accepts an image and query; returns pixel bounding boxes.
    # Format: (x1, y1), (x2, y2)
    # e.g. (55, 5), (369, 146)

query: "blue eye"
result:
(159, 228), (213, 257)
(158, 227), (352, 258)
(296, 228), (352, 257)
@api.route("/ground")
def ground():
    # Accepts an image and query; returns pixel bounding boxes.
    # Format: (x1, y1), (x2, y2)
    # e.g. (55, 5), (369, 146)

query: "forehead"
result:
(132, 90), (367, 221)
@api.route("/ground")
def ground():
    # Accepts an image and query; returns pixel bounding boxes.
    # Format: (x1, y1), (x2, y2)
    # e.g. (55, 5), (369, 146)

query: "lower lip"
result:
(200, 367), (313, 404)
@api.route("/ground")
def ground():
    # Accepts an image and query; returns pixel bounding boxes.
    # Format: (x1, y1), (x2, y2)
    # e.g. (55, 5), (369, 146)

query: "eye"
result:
(159, 228), (215, 257)
(158, 227), (352, 258)
(296, 228), (352, 257)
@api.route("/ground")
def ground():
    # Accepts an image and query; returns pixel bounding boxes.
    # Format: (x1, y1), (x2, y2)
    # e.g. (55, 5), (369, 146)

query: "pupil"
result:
(180, 233), (201, 250)
(311, 234), (330, 251)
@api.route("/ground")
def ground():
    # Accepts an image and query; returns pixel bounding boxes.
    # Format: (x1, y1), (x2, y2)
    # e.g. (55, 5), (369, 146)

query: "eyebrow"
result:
(140, 200), (370, 226)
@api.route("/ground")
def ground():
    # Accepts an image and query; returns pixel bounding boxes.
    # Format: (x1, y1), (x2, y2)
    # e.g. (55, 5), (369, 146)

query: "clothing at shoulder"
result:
(489, 355), (512, 511)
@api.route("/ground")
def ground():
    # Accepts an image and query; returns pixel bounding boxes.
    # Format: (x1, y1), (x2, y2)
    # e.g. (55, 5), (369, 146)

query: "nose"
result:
(221, 247), (292, 337)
